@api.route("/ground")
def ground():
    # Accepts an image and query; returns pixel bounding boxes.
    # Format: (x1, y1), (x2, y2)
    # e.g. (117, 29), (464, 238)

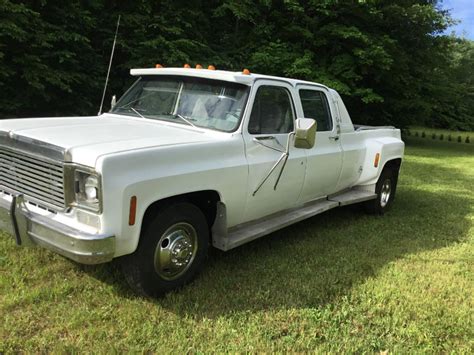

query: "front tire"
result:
(122, 202), (209, 297)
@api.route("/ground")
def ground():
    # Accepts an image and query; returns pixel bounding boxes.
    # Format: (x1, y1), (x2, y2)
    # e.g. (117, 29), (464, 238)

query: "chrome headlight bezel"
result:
(64, 164), (102, 213)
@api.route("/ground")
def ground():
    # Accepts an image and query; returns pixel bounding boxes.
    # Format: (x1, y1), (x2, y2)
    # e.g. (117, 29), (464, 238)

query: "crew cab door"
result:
(296, 85), (343, 202)
(241, 80), (306, 223)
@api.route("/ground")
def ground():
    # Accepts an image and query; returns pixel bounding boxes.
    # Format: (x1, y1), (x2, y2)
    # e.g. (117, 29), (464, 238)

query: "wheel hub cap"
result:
(380, 178), (392, 208)
(154, 222), (197, 280)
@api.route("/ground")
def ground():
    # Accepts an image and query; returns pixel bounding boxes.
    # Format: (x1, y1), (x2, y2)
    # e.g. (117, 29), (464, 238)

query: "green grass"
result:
(1, 138), (473, 352)
(409, 126), (472, 142)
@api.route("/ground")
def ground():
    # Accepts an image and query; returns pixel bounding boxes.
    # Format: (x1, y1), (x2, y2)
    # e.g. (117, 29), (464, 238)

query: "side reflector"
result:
(242, 68), (251, 75)
(129, 196), (137, 226)
(184, 63), (191, 68)
(196, 64), (203, 69)
(208, 65), (216, 70)
(155, 64), (163, 68)
(374, 153), (380, 168)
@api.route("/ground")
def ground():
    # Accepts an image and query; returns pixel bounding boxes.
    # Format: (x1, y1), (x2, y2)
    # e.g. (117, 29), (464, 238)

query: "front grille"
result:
(0, 146), (65, 210)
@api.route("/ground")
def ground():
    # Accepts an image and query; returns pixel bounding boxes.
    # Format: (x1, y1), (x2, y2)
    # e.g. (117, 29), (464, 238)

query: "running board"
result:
(212, 188), (377, 251)
(328, 189), (376, 206)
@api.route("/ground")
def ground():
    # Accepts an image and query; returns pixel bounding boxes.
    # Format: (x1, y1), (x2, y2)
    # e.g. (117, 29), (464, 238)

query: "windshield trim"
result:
(110, 75), (250, 133)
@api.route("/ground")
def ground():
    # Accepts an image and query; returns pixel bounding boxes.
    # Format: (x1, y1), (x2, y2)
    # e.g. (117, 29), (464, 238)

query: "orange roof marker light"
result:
(184, 63), (191, 68)
(155, 64), (163, 68)
(208, 65), (216, 70)
(196, 64), (203, 69)
(242, 68), (251, 75)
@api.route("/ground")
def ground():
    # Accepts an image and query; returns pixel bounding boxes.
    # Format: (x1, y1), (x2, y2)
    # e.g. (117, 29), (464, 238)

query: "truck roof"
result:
(130, 67), (329, 90)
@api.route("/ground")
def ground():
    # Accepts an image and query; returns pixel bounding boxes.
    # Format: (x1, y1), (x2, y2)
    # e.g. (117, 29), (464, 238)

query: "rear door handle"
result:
(329, 135), (339, 141)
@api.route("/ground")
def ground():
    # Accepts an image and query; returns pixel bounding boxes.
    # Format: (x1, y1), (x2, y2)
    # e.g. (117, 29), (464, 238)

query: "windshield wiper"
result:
(172, 113), (196, 128)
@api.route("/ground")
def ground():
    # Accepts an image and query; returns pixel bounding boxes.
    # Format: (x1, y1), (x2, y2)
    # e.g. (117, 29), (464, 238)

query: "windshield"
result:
(111, 75), (249, 132)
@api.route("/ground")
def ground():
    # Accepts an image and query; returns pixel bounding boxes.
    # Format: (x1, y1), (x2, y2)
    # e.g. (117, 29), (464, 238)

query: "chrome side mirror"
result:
(294, 118), (317, 149)
(111, 95), (117, 109)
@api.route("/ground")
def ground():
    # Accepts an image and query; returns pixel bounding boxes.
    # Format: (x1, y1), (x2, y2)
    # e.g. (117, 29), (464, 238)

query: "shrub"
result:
(432, 133), (436, 139)
(466, 136), (470, 143)
(415, 131), (419, 137)
(458, 136), (462, 143)
(448, 134), (452, 141)
(422, 131), (426, 138)
(439, 134), (444, 140)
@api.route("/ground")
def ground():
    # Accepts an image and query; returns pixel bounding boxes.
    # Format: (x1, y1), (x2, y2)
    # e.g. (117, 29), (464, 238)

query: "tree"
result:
(0, 0), (470, 131)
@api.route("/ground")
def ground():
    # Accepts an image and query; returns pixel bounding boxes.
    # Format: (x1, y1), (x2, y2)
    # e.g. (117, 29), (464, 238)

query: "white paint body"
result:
(0, 68), (404, 257)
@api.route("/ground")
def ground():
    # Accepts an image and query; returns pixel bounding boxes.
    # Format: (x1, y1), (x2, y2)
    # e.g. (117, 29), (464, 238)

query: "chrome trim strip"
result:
(0, 130), (68, 161)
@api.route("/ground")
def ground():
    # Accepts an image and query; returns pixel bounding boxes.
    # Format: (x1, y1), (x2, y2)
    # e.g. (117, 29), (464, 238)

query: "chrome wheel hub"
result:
(154, 222), (197, 280)
(380, 178), (392, 208)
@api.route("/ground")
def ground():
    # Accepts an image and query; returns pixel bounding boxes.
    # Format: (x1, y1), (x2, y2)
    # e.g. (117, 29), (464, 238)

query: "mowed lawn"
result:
(409, 126), (472, 142)
(1, 138), (473, 352)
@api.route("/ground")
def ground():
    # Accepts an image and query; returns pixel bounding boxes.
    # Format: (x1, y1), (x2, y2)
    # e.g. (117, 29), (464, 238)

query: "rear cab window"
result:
(299, 89), (333, 132)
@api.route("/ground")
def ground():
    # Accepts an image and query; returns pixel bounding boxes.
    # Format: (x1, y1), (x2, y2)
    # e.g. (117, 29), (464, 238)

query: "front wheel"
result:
(365, 167), (398, 215)
(122, 202), (209, 297)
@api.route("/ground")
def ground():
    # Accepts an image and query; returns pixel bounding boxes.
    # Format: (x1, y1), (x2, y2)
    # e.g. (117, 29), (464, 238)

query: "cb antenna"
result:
(98, 15), (121, 116)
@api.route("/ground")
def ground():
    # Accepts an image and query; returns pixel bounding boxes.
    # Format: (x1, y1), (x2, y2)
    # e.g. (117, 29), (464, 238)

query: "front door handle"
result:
(329, 135), (340, 141)
(255, 136), (276, 141)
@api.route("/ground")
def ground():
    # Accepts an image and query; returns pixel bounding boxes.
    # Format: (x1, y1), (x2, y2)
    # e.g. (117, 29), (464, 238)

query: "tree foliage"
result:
(0, 0), (472, 130)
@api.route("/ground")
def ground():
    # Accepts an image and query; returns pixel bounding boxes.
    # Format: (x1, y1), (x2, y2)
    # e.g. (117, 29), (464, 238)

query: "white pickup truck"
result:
(0, 67), (404, 296)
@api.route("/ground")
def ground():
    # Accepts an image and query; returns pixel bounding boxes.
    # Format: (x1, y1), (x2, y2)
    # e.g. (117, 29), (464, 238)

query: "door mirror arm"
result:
(252, 131), (295, 196)
(253, 136), (285, 153)
(273, 131), (294, 190)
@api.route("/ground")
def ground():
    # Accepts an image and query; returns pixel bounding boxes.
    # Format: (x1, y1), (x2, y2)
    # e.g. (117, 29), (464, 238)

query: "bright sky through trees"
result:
(442, 0), (474, 39)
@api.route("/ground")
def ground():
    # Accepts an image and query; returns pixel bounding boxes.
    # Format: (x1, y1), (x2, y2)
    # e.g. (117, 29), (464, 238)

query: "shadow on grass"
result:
(81, 157), (472, 318)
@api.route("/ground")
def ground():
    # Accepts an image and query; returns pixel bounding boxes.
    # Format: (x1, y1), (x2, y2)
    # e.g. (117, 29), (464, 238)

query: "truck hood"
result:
(0, 114), (219, 167)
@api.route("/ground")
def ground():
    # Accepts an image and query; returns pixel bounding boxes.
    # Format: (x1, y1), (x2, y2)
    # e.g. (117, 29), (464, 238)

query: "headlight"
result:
(71, 168), (102, 212)
(84, 175), (99, 201)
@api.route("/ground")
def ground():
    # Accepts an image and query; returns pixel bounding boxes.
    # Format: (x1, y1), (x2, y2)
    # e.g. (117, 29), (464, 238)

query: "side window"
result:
(299, 90), (333, 132)
(248, 86), (295, 134)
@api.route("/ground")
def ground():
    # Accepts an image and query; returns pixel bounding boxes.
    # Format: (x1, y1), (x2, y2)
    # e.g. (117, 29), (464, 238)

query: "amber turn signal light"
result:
(374, 153), (380, 168)
(196, 64), (203, 69)
(129, 196), (137, 226)
(242, 68), (251, 75)
(184, 63), (191, 68)
(155, 64), (163, 68)
(208, 65), (216, 70)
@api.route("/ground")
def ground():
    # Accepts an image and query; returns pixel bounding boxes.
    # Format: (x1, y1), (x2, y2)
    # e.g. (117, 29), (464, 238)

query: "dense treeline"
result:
(0, 0), (472, 130)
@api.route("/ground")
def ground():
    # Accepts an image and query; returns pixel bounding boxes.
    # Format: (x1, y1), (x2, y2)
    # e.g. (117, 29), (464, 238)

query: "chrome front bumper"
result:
(0, 195), (115, 265)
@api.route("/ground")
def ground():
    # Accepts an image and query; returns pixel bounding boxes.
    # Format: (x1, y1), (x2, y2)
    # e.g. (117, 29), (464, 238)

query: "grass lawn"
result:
(409, 126), (473, 142)
(1, 138), (473, 352)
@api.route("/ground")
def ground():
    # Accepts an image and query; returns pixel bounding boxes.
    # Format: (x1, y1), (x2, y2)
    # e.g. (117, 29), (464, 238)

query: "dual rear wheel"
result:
(365, 166), (399, 214)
